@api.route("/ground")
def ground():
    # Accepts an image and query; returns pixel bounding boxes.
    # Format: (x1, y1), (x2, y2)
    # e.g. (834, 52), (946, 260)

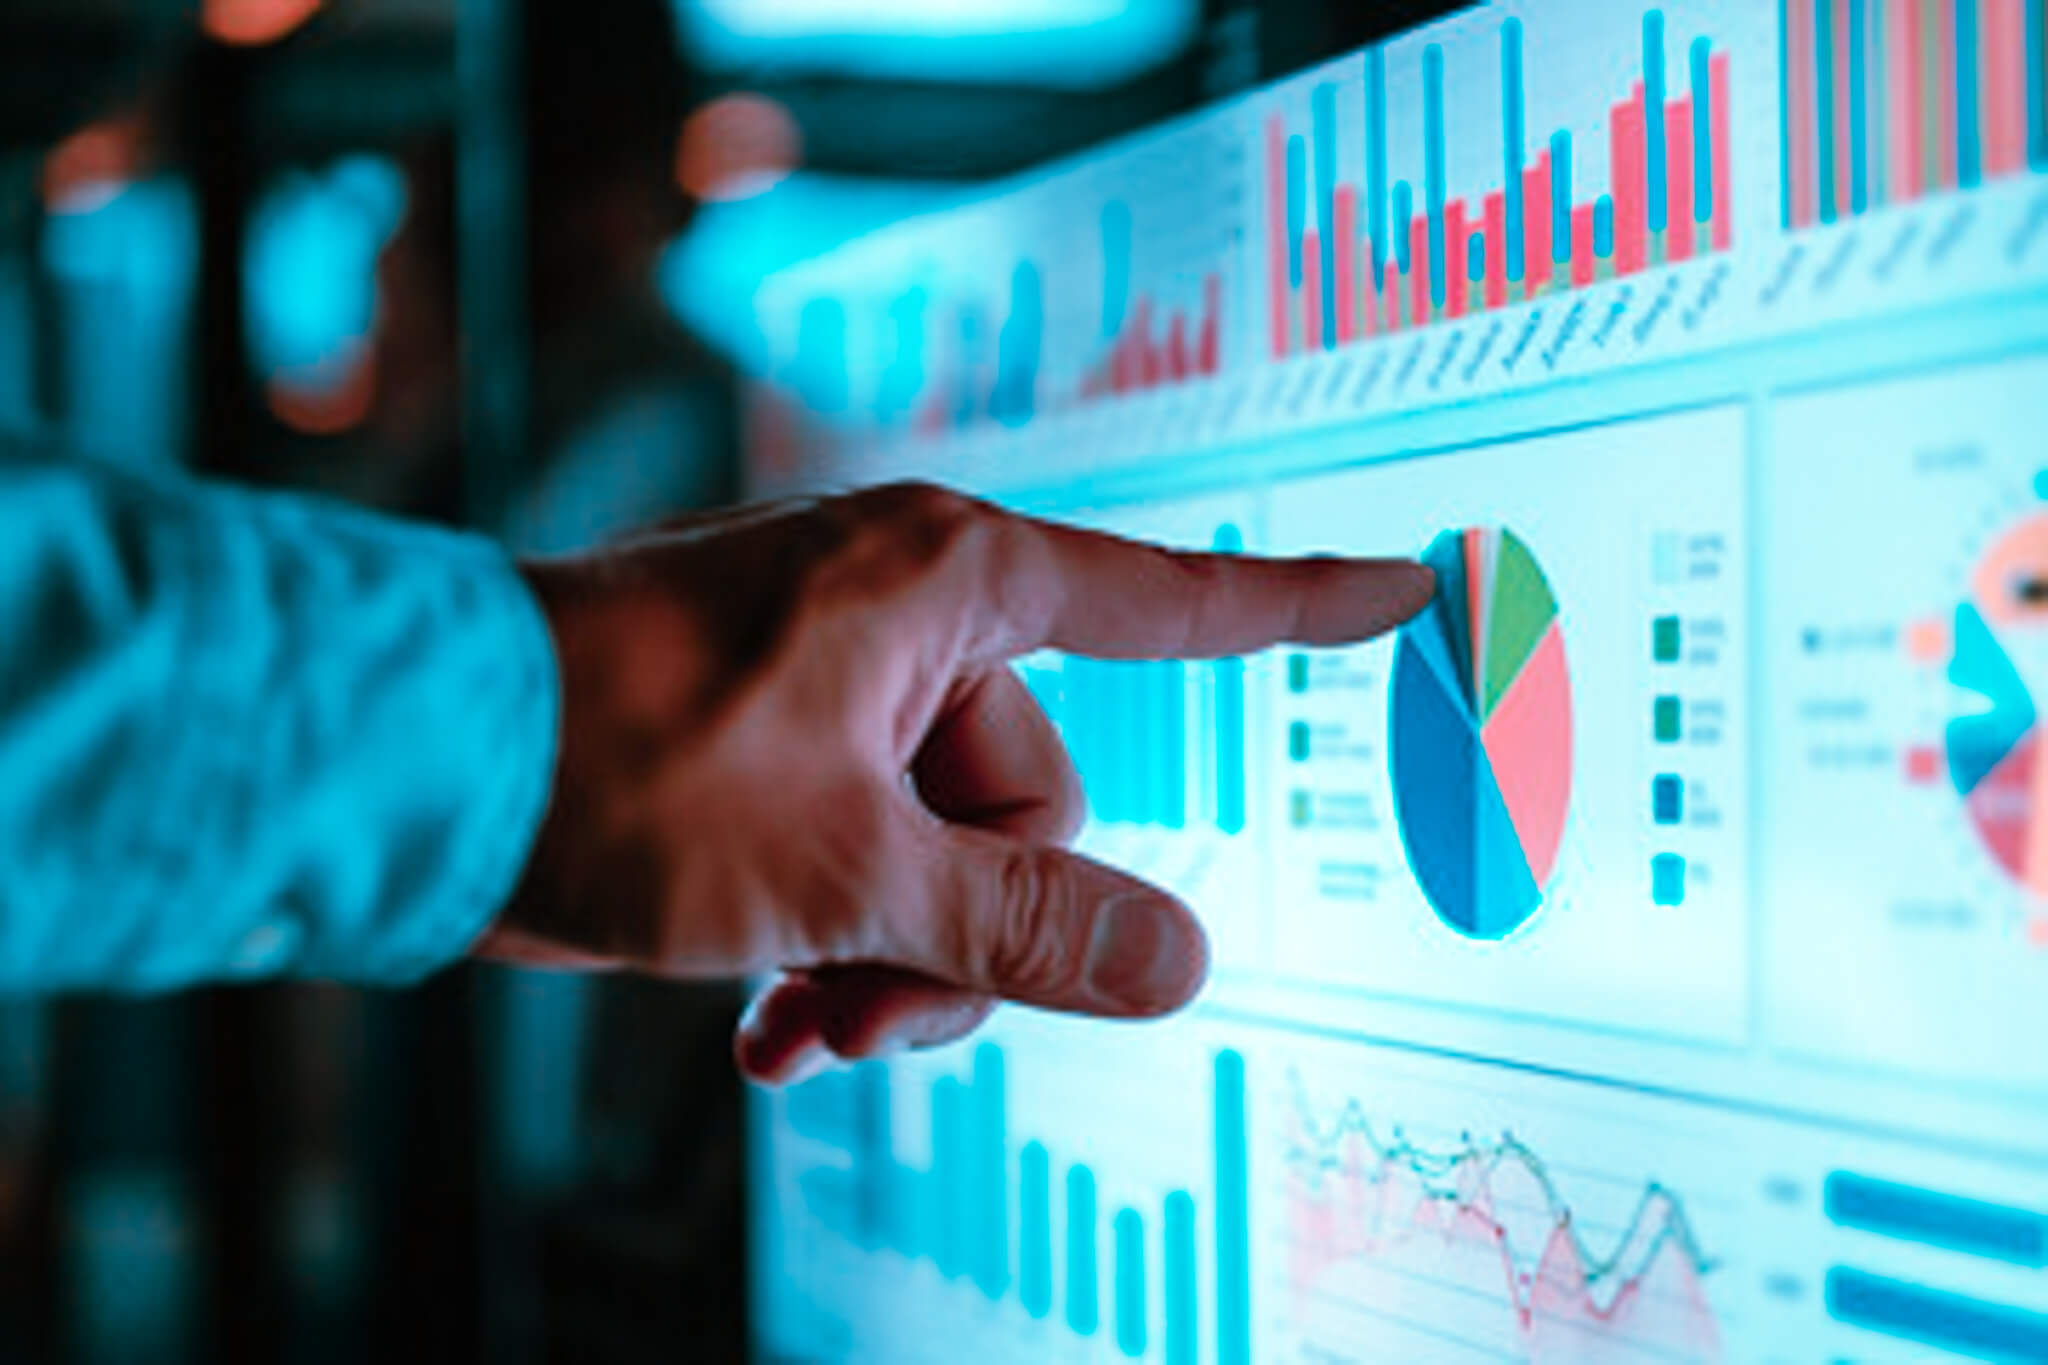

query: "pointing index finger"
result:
(981, 513), (1437, 662)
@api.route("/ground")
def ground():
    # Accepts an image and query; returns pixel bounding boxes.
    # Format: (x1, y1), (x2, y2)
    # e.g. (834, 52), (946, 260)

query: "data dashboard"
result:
(742, 1), (2048, 1360)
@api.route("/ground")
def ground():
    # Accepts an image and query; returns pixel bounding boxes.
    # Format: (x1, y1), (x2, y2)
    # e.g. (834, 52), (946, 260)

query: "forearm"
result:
(0, 446), (558, 991)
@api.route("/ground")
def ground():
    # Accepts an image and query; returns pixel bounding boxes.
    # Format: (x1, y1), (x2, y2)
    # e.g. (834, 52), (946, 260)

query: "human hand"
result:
(484, 483), (1432, 1083)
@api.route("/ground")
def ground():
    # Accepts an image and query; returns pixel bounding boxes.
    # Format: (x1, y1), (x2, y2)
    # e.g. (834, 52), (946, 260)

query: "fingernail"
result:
(778, 1042), (834, 1088)
(1086, 895), (1202, 1010)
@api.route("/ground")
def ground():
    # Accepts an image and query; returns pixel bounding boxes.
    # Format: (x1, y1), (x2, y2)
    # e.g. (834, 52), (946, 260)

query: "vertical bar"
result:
(1712, 54), (1736, 248)
(1693, 39), (1717, 225)
(1020, 1143), (1053, 1320)
(1959, 0), (1982, 185)
(1286, 132), (1307, 354)
(1391, 179), (1413, 276)
(1066, 1165), (1098, 1335)
(1982, 0), (2009, 171)
(1356, 228), (1378, 337)
(1991, 0), (2028, 171)
(1424, 44), (1448, 311)
(2029, 0), (2047, 165)
(1851, 0), (1872, 209)
(1313, 83), (1339, 350)
(1114, 1209), (1146, 1358)
(1165, 1192), (1197, 1365)
(1614, 86), (1649, 271)
(1834, 0), (1856, 211)
(1789, 0), (1820, 225)
(1667, 96), (1697, 257)
(1215, 1051), (1251, 1365)
(1334, 186), (1358, 343)
(1594, 195), (1616, 267)
(1467, 230), (1487, 302)
(1382, 260), (1404, 330)
(1366, 47), (1390, 285)
(1265, 116), (1291, 358)
(1549, 130), (1573, 279)
(1570, 204), (1597, 285)
(1895, 0), (1924, 199)
(1163, 660), (1186, 830)
(1198, 273), (1221, 374)
(933, 1077), (966, 1279)
(1444, 199), (1468, 317)
(1482, 189), (1507, 307)
(974, 1045), (1007, 1300)
(1300, 231), (1323, 359)
(1211, 527), (1245, 836)
(1503, 18), (1527, 284)
(1819, 0), (1841, 218)
(1409, 215), (1432, 324)
(1646, 10), (1670, 233)
(1933, 0), (1958, 188)
(1523, 151), (1552, 294)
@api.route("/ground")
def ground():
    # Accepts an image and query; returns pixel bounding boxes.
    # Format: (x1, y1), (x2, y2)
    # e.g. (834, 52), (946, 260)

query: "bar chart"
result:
(784, 1044), (1253, 1364)
(1078, 200), (1224, 401)
(1780, 0), (2048, 227)
(1262, 5), (1736, 359)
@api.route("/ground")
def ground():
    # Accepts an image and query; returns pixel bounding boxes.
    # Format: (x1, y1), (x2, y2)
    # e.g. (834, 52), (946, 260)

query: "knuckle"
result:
(985, 845), (1083, 998)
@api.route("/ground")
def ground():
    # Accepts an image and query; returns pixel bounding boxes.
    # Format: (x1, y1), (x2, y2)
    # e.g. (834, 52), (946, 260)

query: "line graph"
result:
(1280, 1069), (1725, 1363)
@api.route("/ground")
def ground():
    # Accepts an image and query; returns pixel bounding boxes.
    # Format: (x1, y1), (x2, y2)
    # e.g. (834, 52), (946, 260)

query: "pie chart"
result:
(1946, 514), (2048, 895)
(1389, 527), (1573, 939)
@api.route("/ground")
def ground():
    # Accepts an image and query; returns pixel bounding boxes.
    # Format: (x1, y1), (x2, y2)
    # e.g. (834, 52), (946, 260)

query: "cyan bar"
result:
(1816, 0), (1838, 221)
(1549, 130), (1573, 264)
(1826, 1173), (2048, 1267)
(1163, 660), (1187, 830)
(1594, 195), (1615, 257)
(1114, 1208), (1146, 1358)
(1957, 0), (1982, 185)
(1467, 230), (1485, 284)
(1828, 1267), (2048, 1358)
(932, 1077), (967, 1279)
(1645, 10), (1669, 231)
(853, 1064), (893, 1249)
(1502, 18), (1526, 281)
(1165, 1191), (1197, 1365)
(1066, 1164), (1098, 1335)
(1392, 180), (1413, 272)
(1424, 43), (1448, 309)
(2030, 0), (2046, 168)
(1313, 82), (1339, 349)
(1778, 0), (1795, 227)
(1692, 38), (1715, 220)
(1849, 0), (1869, 212)
(973, 1045), (1008, 1300)
(1367, 46), (1390, 278)
(1286, 134), (1307, 287)
(1020, 1143), (1053, 1319)
(1215, 1050), (1251, 1365)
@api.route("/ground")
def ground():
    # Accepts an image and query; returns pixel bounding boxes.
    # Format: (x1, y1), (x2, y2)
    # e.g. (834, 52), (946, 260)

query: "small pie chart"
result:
(1389, 527), (1573, 939)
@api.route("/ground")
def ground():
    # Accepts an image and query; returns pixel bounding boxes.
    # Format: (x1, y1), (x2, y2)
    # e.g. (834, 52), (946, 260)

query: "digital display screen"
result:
(741, 1), (2048, 1358)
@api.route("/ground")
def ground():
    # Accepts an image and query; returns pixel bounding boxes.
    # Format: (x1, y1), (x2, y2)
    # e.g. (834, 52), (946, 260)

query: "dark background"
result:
(0, 2), (1457, 1359)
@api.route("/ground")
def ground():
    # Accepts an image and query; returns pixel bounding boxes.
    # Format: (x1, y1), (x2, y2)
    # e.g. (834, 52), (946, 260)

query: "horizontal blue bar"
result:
(1828, 1268), (2048, 1358)
(1826, 1172), (2048, 1268)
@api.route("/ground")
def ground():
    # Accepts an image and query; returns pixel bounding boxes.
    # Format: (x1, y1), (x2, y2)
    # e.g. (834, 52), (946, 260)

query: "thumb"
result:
(901, 825), (1211, 1017)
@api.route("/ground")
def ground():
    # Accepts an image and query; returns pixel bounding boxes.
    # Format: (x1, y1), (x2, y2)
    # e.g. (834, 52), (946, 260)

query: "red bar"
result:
(1333, 186), (1358, 343)
(1443, 200), (1468, 318)
(1711, 55), (1734, 250)
(1889, 0), (1921, 201)
(1382, 260), (1403, 332)
(1136, 298), (1161, 386)
(1986, 0), (2027, 174)
(1301, 230), (1322, 352)
(1197, 273), (1220, 375)
(1983, 0), (2008, 174)
(1408, 216), (1432, 323)
(1165, 313), (1189, 382)
(1482, 190), (1507, 308)
(1110, 332), (1134, 393)
(1833, 0), (1854, 213)
(1667, 95), (1696, 260)
(1568, 204), (1595, 286)
(1357, 232), (1379, 337)
(1934, 0), (1957, 189)
(1612, 83), (1649, 272)
(1788, 0), (1818, 225)
(1522, 150), (1552, 295)
(1266, 114), (1291, 357)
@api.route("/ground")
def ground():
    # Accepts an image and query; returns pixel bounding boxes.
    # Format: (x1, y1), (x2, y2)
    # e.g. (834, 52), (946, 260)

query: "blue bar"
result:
(1467, 230), (1485, 285)
(1828, 1267), (2048, 1358)
(1645, 10), (1668, 232)
(1066, 1165), (1098, 1335)
(1549, 131), (1572, 265)
(1215, 1050), (1251, 1365)
(1392, 181), (1413, 272)
(1313, 82), (1339, 350)
(1367, 47), (1390, 280)
(1594, 196), (1615, 259)
(1779, 0), (1795, 227)
(1114, 1209), (1146, 1358)
(933, 1077), (967, 1278)
(1826, 1173), (2048, 1267)
(1165, 1192), (1196, 1365)
(854, 1065), (893, 1249)
(1692, 38), (1714, 221)
(2030, 0), (2046, 168)
(1020, 1143), (1053, 1319)
(1286, 134), (1307, 288)
(1849, 0), (1869, 213)
(1816, 0), (1838, 222)
(1424, 43), (1448, 310)
(974, 1045), (1008, 1300)
(1502, 18), (1526, 282)
(1163, 660), (1187, 829)
(1100, 202), (1131, 339)
(1212, 526), (1245, 836)
(1958, 0), (1982, 186)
